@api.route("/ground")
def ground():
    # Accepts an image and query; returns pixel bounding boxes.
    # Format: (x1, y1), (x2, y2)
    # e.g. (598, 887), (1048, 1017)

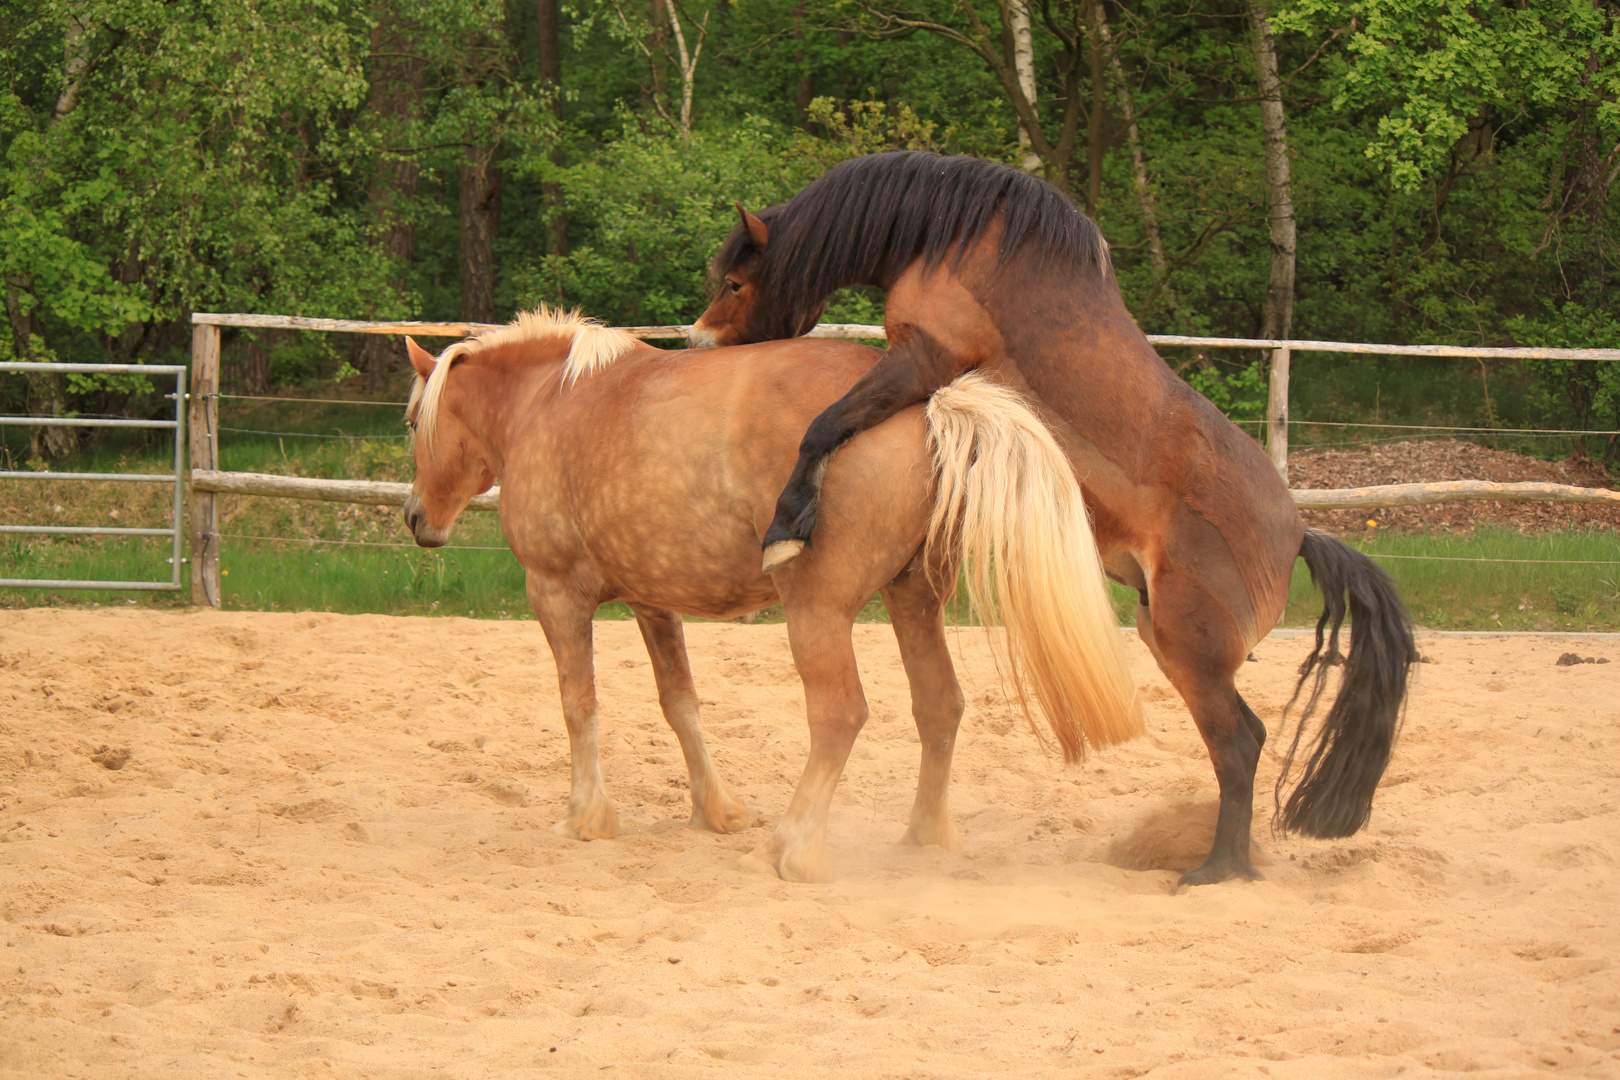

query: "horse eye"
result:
(727, 279), (742, 294)
(405, 418), (417, 431)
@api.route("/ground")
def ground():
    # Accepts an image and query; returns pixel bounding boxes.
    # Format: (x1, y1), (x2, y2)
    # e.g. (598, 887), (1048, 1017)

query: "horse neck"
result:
(443, 348), (555, 476)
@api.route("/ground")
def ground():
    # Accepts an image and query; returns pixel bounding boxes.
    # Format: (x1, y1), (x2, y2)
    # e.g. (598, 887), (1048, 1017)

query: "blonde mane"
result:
(407, 306), (641, 452)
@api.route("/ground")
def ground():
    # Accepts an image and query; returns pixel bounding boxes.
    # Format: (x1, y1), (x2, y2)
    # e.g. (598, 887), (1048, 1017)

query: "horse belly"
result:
(588, 475), (780, 618)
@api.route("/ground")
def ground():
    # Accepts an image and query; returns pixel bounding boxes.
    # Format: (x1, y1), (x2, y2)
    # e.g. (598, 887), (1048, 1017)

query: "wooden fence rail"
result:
(183, 313), (1620, 607)
(191, 469), (1620, 514)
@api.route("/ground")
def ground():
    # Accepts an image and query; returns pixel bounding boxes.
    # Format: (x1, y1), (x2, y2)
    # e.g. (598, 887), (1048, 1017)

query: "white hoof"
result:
(762, 539), (806, 575)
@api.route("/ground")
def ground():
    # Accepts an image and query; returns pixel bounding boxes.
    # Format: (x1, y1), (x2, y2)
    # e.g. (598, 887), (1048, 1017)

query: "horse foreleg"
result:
(630, 605), (753, 833)
(746, 605), (867, 883)
(528, 573), (619, 841)
(882, 567), (965, 852)
(1137, 584), (1264, 887)
(762, 334), (952, 573)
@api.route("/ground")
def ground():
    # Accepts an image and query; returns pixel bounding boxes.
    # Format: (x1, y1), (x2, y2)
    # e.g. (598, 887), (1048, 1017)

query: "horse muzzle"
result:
(402, 491), (450, 548)
(685, 325), (721, 349)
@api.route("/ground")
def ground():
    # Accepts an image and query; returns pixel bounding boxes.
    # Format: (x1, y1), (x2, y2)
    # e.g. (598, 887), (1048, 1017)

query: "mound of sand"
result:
(1, 608), (1617, 1077)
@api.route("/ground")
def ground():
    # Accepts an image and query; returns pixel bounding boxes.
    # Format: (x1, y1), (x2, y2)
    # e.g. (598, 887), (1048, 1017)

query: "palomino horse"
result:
(400, 307), (1141, 882)
(688, 151), (1417, 887)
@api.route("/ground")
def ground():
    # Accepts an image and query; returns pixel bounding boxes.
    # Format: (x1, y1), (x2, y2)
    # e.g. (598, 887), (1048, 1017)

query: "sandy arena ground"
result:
(0, 607), (1617, 1079)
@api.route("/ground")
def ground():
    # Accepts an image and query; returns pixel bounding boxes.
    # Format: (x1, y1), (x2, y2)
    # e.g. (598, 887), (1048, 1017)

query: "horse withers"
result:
(401, 307), (1141, 882)
(690, 151), (1417, 886)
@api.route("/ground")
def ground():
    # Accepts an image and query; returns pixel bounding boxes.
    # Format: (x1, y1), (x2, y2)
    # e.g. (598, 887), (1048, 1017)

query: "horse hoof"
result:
(1175, 860), (1262, 891)
(552, 802), (619, 841)
(738, 839), (831, 883)
(761, 539), (805, 575)
(691, 790), (754, 834)
(900, 819), (963, 853)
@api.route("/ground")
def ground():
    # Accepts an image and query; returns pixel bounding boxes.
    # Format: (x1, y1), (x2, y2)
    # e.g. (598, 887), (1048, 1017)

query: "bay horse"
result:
(688, 151), (1417, 887)
(400, 307), (1141, 883)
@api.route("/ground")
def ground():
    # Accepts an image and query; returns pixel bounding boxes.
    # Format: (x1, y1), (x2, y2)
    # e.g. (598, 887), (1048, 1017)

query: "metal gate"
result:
(0, 361), (188, 592)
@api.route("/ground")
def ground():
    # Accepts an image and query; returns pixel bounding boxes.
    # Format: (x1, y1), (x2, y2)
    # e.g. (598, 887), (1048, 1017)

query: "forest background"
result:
(2, 0), (1618, 466)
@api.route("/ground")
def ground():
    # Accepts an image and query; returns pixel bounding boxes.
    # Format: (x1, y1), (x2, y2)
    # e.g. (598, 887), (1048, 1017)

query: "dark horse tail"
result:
(1277, 529), (1417, 838)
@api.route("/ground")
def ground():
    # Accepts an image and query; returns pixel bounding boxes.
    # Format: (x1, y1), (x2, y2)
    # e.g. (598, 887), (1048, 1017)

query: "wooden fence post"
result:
(189, 324), (221, 607)
(1266, 345), (1290, 482)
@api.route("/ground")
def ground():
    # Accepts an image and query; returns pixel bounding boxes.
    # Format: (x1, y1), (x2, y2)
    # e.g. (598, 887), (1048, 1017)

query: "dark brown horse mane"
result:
(716, 152), (1108, 329)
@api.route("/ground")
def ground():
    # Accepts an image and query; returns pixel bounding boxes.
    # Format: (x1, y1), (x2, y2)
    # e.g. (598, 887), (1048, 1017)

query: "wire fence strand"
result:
(217, 394), (408, 407)
(1364, 553), (1620, 565)
(217, 426), (406, 440)
(219, 532), (509, 551)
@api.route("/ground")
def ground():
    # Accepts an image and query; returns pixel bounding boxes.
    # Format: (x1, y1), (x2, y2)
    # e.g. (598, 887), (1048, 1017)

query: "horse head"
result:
(688, 203), (823, 347)
(402, 336), (497, 548)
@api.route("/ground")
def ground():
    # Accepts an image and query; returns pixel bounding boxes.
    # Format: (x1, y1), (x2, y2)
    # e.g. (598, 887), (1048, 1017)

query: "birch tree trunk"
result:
(1248, 0), (1296, 479)
(662, 0), (708, 136)
(1006, 0), (1040, 171)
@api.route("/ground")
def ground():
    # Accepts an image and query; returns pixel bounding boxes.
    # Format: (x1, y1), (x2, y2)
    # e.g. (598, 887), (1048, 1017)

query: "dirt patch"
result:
(1292, 438), (1620, 534)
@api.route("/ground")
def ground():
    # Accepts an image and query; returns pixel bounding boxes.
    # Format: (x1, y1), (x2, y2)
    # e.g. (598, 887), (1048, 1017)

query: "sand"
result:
(1, 607), (1617, 1079)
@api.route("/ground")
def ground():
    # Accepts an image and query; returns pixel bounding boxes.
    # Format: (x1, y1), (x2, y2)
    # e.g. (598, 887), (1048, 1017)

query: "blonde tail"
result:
(925, 372), (1143, 762)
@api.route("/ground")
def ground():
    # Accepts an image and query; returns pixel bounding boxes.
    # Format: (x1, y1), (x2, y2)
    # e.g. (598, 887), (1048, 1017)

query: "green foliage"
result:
(1185, 359), (1270, 425)
(0, 0), (1615, 452)
(1273, 0), (1620, 193)
(1511, 303), (1620, 456)
(511, 111), (807, 324)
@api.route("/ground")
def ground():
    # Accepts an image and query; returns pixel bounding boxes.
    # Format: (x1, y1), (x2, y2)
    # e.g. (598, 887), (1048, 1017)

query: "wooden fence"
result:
(183, 313), (1620, 607)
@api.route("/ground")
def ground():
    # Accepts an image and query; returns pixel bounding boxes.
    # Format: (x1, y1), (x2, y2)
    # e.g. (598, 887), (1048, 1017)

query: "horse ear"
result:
(405, 336), (437, 379)
(736, 202), (769, 248)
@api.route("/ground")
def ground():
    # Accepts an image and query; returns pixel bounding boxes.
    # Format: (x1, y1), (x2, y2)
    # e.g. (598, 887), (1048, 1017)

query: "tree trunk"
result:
(359, 12), (424, 390)
(9, 8), (98, 459)
(1247, 0), (1297, 479)
(1006, 0), (1040, 171)
(537, 0), (569, 258)
(1248, 0), (1296, 342)
(459, 150), (501, 324)
(662, 0), (707, 136)
(1561, 47), (1611, 458)
(239, 333), (273, 397)
(1097, 11), (1166, 289)
(5, 281), (77, 461)
(1083, 0), (1106, 217)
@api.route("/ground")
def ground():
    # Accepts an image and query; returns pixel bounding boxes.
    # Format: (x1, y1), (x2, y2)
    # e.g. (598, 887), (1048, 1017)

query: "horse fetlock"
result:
(690, 781), (753, 834)
(553, 795), (619, 841)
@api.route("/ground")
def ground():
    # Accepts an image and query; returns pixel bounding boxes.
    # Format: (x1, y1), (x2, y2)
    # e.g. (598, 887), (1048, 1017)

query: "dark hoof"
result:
(1176, 860), (1263, 891)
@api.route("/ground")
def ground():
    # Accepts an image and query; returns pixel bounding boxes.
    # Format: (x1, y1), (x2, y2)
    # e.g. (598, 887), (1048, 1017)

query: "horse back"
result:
(500, 339), (930, 616)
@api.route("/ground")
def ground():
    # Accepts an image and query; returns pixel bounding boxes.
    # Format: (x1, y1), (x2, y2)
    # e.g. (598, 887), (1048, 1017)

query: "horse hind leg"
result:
(882, 565), (965, 852)
(630, 605), (752, 833)
(1136, 585), (1263, 887)
(761, 342), (943, 573)
(527, 574), (618, 840)
(745, 602), (868, 883)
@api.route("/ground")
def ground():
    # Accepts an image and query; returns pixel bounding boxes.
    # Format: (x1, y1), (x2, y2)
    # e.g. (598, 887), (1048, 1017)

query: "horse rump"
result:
(1277, 529), (1417, 838)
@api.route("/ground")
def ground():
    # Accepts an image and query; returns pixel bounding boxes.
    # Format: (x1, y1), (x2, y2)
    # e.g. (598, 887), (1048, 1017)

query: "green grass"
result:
(1287, 528), (1620, 633)
(1097, 527), (1620, 633)
(7, 521), (1618, 632)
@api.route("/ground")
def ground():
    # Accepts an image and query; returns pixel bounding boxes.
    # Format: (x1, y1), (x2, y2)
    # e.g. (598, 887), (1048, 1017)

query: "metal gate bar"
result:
(0, 362), (188, 592)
